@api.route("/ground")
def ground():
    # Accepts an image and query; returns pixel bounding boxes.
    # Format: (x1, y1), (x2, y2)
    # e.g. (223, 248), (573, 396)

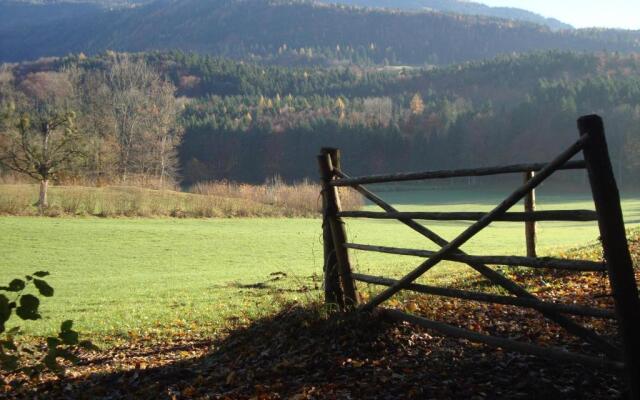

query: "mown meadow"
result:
(2, 184), (639, 345)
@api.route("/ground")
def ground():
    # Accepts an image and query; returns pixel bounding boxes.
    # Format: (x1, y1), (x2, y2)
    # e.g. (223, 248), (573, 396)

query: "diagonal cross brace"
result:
(359, 136), (588, 311)
(340, 137), (620, 358)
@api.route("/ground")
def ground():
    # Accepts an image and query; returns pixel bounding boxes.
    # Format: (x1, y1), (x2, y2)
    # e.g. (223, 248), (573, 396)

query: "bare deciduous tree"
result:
(0, 71), (84, 209)
(0, 108), (82, 209)
(102, 55), (183, 186)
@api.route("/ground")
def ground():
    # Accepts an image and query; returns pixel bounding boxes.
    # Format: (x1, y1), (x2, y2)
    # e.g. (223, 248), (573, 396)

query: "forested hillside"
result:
(4, 0), (573, 30)
(2, 51), (639, 188)
(1, 0), (640, 65)
(332, 0), (572, 30)
(176, 52), (640, 185)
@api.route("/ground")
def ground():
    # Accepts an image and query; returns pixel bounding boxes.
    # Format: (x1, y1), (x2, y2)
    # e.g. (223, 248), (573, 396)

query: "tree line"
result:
(2, 50), (639, 198)
(0, 53), (182, 207)
(179, 77), (640, 186)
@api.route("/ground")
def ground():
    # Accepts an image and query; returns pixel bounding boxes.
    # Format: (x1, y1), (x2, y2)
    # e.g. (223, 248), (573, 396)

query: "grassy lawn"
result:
(1, 188), (639, 344)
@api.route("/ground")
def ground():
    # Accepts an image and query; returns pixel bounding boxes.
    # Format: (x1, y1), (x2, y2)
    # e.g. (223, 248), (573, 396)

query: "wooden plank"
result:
(580, 114), (640, 397)
(382, 309), (624, 370)
(344, 243), (606, 272)
(524, 171), (537, 257)
(338, 210), (598, 222)
(318, 150), (358, 309)
(331, 160), (587, 187)
(359, 136), (588, 312)
(319, 148), (343, 309)
(353, 273), (616, 319)
(335, 168), (621, 358)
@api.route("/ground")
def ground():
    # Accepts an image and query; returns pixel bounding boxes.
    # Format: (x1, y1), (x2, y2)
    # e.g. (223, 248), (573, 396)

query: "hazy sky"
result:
(479, 0), (640, 30)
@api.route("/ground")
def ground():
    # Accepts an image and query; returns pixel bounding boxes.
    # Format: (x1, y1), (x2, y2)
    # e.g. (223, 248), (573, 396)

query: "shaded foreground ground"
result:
(1, 304), (626, 399)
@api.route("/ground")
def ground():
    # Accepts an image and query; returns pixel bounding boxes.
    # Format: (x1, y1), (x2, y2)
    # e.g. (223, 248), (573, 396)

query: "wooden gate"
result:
(318, 115), (639, 398)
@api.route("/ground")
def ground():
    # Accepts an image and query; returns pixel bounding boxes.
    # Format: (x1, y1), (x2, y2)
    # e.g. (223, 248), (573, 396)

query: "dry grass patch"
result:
(0, 179), (362, 218)
(191, 177), (362, 216)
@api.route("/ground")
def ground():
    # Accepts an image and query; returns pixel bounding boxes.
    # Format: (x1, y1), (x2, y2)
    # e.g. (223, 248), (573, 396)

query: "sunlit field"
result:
(1, 187), (638, 344)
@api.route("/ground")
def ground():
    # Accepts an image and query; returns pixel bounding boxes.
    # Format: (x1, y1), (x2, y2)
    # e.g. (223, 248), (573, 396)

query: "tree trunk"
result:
(159, 136), (167, 189)
(38, 179), (49, 210)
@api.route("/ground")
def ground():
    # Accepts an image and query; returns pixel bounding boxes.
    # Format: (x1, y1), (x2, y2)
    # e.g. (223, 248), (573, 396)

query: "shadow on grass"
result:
(11, 304), (624, 400)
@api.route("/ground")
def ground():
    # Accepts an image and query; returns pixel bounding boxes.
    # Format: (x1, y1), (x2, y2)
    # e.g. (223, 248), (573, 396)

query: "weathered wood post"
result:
(579, 115), (640, 399)
(318, 148), (357, 309)
(319, 148), (344, 309)
(318, 148), (358, 309)
(524, 171), (537, 257)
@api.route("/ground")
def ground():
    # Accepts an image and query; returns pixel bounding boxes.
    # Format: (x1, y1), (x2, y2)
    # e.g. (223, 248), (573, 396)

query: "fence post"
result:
(318, 148), (358, 309)
(524, 171), (537, 257)
(319, 149), (344, 310)
(579, 115), (640, 399)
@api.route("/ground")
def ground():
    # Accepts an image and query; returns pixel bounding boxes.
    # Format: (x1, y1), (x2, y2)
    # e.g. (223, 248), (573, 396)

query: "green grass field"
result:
(1, 188), (639, 344)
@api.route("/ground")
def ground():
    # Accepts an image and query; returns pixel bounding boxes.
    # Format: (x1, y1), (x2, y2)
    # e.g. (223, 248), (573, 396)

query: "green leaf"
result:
(0, 295), (11, 334)
(60, 320), (73, 333)
(33, 279), (54, 297)
(33, 272), (50, 278)
(16, 295), (41, 321)
(6, 279), (25, 292)
(46, 337), (61, 349)
(59, 331), (79, 346)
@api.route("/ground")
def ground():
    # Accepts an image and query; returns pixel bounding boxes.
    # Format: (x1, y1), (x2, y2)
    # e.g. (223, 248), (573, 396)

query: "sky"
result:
(478, 0), (640, 30)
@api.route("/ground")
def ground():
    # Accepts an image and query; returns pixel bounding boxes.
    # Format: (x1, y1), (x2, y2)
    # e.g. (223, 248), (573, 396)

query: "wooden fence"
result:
(318, 115), (640, 398)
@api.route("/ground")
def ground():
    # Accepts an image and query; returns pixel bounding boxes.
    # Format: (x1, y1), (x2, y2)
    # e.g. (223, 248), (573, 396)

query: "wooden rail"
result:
(353, 273), (615, 319)
(383, 309), (624, 370)
(344, 243), (606, 272)
(331, 160), (586, 187)
(338, 210), (598, 222)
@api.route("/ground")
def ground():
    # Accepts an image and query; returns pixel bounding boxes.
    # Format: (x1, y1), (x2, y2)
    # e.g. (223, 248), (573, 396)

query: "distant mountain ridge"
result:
(4, 0), (574, 30)
(1, 0), (638, 65)
(331, 0), (573, 30)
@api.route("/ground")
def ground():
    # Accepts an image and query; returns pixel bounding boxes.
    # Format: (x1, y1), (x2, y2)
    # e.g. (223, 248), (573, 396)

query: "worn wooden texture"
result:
(382, 309), (624, 370)
(344, 243), (606, 272)
(319, 148), (343, 309)
(338, 210), (598, 222)
(318, 150), (358, 308)
(353, 273), (615, 319)
(580, 115), (640, 398)
(334, 168), (620, 358)
(524, 171), (537, 257)
(331, 160), (587, 187)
